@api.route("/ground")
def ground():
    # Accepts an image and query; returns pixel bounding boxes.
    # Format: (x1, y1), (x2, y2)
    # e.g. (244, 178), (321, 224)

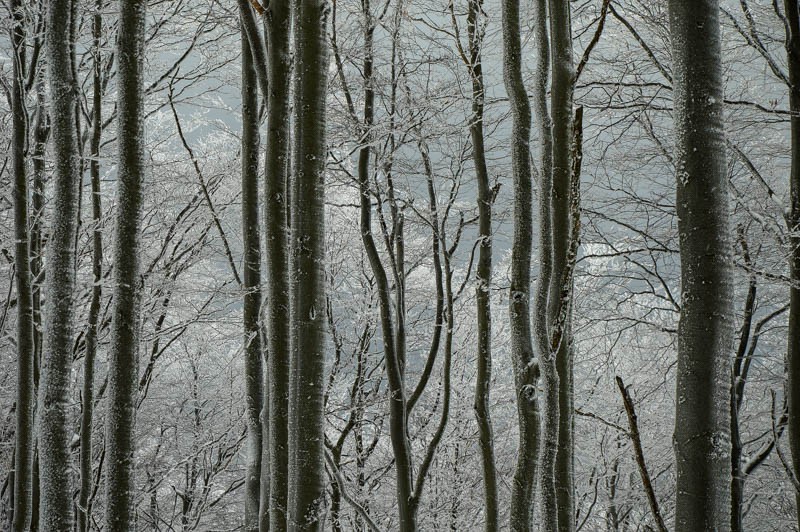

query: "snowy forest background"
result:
(1, 0), (799, 530)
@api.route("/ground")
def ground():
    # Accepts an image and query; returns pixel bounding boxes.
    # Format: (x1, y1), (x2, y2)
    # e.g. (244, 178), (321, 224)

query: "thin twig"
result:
(616, 376), (668, 532)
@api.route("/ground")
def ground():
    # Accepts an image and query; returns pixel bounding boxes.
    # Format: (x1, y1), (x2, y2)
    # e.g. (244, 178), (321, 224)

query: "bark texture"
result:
(264, 3), (292, 529)
(241, 27), (264, 532)
(668, 1), (735, 530)
(287, 1), (329, 529)
(39, 0), (80, 528)
(502, 0), (541, 528)
(547, 1), (576, 529)
(468, 2), (499, 529)
(104, 0), (147, 528)
(11, 0), (35, 528)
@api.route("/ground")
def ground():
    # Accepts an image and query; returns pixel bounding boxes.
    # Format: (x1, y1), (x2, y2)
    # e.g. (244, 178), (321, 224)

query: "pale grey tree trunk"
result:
(502, 0), (541, 529)
(241, 26), (264, 532)
(783, 1), (800, 526)
(10, 0), (34, 529)
(287, 0), (329, 529)
(547, 1), (576, 529)
(39, 0), (80, 528)
(104, 0), (147, 528)
(77, 4), (104, 530)
(668, 0), (734, 530)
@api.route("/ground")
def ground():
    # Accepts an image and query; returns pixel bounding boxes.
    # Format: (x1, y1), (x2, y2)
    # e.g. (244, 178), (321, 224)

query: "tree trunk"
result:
(10, 0), (34, 528)
(547, 1), (576, 529)
(287, 1), (329, 528)
(668, 1), (734, 530)
(104, 0), (147, 528)
(502, 0), (541, 528)
(263, 3), (292, 529)
(468, 2), (498, 530)
(534, 0), (559, 528)
(783, 1), (800, 527)
(78, 4), (104, 530)
(241, 26), (264, 532)
(39, 0), (80, 527)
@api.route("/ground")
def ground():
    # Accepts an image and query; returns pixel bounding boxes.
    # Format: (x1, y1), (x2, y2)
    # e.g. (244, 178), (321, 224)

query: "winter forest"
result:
(2, 0), (800, 530)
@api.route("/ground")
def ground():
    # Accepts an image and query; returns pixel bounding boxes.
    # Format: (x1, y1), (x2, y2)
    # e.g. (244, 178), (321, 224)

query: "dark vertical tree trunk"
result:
(39, 0), (80, 528)
(668, 0), (734, 530)
(241, 26), (264, 532)
(77, 4), (104, 530)
(534, 0), (559, 528)
(104, 0), (147, 528)
(548, 1), (576, 529)
(264, 3), (292, 529)
(783, 1), (800, 527)
(468, 2), (498, 530)
(236, 5), (272, 528)
(10, 0), (34, 529)
(288, 0), (329, 528)
(502, 0), (541, 528)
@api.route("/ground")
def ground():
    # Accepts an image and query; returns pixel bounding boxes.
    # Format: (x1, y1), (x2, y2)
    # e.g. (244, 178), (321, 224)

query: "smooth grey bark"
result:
(78, 5), (103, 530)
(467, 2), (499, 530)
(287, 0), (329, 529)
(39, 0), (80, 528)
(668, 0), (735, 530)
(241, 27), (264, 532)
(783, 0), (800, 526)
(263, 3), (292, 529)
(10, 0), (35, 529)
(547, 1), (576, 529)
(104, 0), (147, 528)
(502, 0), (542, 528)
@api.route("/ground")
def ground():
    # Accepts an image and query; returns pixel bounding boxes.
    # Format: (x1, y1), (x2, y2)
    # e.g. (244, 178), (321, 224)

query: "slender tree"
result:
(466, 0), (499, 529)
(236, 4), (273, 529)
(241, 25), (264, 532)
(502, 0), (541, 528)
(264, 2), (293, 529)
(39, 0), (81, 527)
(104, 0), (147, 528)
(783, 1), (800, 526)
(77, 3), (104, 530)
(10, 0), (35, 529)
(287, 0), (329, 528)
(668, 0), (735, 529)
(548, 0), (576, 528)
